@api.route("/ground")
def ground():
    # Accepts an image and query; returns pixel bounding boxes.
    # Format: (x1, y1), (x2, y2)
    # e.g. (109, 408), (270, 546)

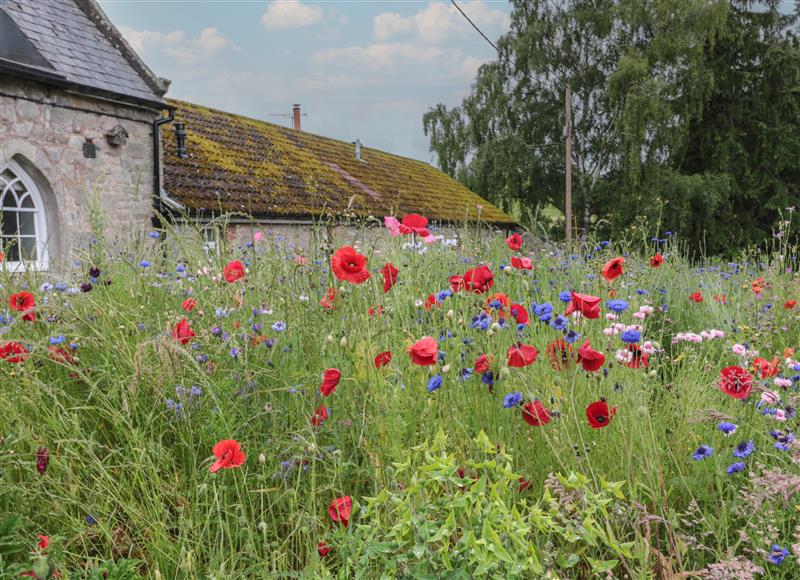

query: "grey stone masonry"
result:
(0, 75), (161, 268)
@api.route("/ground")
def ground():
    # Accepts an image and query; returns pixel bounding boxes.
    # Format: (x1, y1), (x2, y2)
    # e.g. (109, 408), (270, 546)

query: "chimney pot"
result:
(292, 104), (301, 131)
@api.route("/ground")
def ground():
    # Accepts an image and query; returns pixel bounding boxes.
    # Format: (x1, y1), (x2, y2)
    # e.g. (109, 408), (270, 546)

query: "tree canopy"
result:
(423, 0), (800, 254)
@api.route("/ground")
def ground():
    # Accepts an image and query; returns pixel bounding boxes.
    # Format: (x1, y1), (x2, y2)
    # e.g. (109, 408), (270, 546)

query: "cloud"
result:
(118, 25), (237, 66)
(261, 0), (324, 30)
(373, 1), (509, 44)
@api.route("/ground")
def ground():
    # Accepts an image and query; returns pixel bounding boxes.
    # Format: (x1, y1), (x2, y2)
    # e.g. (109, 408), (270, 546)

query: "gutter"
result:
(152, 107), (184, 212)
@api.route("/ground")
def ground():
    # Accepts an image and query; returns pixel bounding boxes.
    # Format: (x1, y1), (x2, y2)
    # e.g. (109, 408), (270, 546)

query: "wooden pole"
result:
(565, 83), (573, 254)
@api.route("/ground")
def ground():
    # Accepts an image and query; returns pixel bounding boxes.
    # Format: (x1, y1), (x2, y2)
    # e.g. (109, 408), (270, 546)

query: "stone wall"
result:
(0, 75), (161, 268)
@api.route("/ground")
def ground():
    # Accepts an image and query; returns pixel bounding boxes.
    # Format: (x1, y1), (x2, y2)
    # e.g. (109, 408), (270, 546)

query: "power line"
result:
(450, 0), (499, 53)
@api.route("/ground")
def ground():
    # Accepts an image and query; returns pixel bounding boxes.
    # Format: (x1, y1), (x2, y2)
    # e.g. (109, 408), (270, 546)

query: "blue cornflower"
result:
(558, 291), (572, 303)
(620, 329), (641, 344)
(458, 368), (473, 381)
(607, 299), (629, 313)
(272, 321), (287, 332)
(636, 289), (648, 295)
(482, 370), (494, 387)
(85, 515), (97, 526)
(148, 231), (161, 239)
(230, 347), (241, 358)
(733, 440), (754, 458)
(550, 315), (568, 332)
(768, 544), (789, 565)
(176, 264), (186, 273)
(503, 392), (523, 408)
(139, 260), (151, 268)
(49, 335), (66, 345)
(691, 445), (713, 461)
(488, 299), (502, 310)
(717, 422), (738, 436)
(726, 461), (746, 475)
(564, 329), (581, 344)
(533, 302), (553, 319)
(427, 375), (443, 393)
(54, 282), (69, 292)
(599, 240), (610, 247)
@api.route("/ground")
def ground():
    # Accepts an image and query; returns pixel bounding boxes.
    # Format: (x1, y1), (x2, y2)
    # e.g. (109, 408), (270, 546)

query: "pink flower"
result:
(384, 216), (402, 237)
(253, 231), (264, 242)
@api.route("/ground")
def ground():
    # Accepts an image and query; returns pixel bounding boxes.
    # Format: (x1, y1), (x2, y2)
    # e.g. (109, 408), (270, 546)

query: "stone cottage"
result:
(0, 0), (169, 270)
(0, 0), (514, 270)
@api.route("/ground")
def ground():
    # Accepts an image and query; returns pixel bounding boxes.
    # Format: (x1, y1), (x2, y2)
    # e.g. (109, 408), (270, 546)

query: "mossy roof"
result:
(162, 99), (516, 225)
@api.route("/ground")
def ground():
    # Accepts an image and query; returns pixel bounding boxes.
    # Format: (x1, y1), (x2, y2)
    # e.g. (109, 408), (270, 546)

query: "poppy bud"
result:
(446, 309), (454, 319)
(325, 334), (334, 344)
(258, 453), (266, 465)
(487, 329), (495, 336)
(490, 322), (502, 332)
(36, 447), (48, 476)
(339, 336), (348, 348)
(441, 364), (451, 373)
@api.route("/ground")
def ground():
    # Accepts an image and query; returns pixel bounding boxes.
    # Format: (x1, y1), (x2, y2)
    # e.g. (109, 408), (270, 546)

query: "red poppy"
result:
(484, 292), (510, 311)
(182, 298), (197, 312)
(649, 254), (664, 268)
(585, 400), (617, 429)
(448, 275), (465, 293)
(752, 277), (765, 295)
(0, 341), (29, 363)
(8, 291), (34, 312)
(381, 262), (398, 292)
(209, 439), (246, 473)
(601, 257), (625, 282)
(320, 287), (337, 309)
(510, 256), (532, 270)
(463, 265), (494, 294)
(408, 336), (438, 366)
(37, 535), (49, 550)
(522, 400), (551, 426)
(545, 338), (573, 370)
(507, 343), (538, 367)
(401, 214), (430, 237)
(320, 368), (341, 396)
(510, 303), (529, 325)
(784, 300), (796, 310)
(374, 351), (392, 368)
(317, 542), (331, 558)
(505, 233), (523, 251)
(172, 318), (195, 345)
(424, 294), (440, 310)
(312, 405), (329, 426)
(474, 353), (492, 374)
(518, 477), (531, 492)
(223, 260), (245, 283)
(719, 366), (752, 399)
(689, 292), (703, 303)
(753, 357), (779, 379)
(623, 344), (648, 369)
(331, 246), (371, 284)
(565, 291), (601, 319)
(368, 305), (384, 316)
(329, 495), (353, 528)
(8, 291), (35, 322)
(577, 340), (605, 372)
(713, 293), (727, 304)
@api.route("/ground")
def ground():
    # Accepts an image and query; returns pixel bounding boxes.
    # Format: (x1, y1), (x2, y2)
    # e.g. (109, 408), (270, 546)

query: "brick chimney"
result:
(292, 104), (301, 131)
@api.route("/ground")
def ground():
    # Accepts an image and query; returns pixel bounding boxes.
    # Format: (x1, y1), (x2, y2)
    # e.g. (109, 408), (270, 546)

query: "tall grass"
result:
(1, 221), (799, 577)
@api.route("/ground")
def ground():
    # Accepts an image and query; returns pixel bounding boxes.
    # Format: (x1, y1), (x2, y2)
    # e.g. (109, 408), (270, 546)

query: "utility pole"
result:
(564, 83), (573, 254)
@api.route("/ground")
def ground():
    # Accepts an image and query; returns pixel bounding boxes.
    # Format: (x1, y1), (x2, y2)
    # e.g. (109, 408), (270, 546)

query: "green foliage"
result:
(424, 0), (800, 255)
(334, 429), (644, 578)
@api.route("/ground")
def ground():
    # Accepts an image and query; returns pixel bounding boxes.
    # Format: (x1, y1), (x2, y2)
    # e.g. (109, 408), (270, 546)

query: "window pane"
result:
(11, 180), (26, 195)
(19, 194), (34, 208)
(2, 238), (19, 262)
(2, 193), (17, 208)
(0, 170), (14, 183)
(19, 237), (36, 261)
(17, 211), (35, 236)
(1, 212), (18, 236)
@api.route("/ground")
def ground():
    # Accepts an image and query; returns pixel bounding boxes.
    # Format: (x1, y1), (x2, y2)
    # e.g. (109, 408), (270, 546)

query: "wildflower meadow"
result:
(2, 214), (800, 578)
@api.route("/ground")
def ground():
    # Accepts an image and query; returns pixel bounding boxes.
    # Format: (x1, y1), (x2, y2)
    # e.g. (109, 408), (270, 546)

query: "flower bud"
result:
(441, 364), (451, 373)
(339, 336), (348, 348)
(325, 334), (334, 344)
(446, 309), (454, 319)
(36, 447), (48, 476)
(258, 453), (266, 465)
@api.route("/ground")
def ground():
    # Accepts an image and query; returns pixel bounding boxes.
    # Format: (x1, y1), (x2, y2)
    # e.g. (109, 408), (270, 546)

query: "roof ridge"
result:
(166, 98), (441, 168)
(73, 0), (170, 98)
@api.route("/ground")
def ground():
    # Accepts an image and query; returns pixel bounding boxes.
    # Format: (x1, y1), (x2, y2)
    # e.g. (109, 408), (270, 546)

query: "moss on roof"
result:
(162, 99), (516, 225)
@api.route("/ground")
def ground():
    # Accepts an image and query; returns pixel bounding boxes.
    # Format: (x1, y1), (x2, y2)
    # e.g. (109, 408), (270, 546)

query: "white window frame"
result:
(0, 159), (49, 272)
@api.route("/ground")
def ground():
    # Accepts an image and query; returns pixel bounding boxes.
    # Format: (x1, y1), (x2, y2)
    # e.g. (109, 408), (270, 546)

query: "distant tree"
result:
(424, 0), (800, 254)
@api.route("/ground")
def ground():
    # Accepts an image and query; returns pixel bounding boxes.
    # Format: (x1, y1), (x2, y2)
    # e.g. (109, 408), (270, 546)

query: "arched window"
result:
(0, 160), (48, 270)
